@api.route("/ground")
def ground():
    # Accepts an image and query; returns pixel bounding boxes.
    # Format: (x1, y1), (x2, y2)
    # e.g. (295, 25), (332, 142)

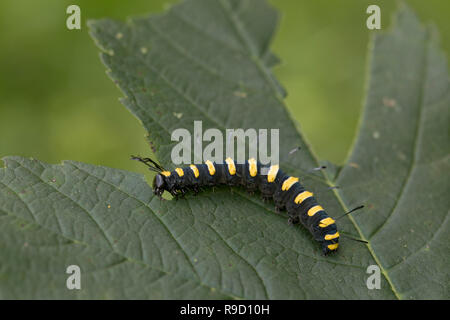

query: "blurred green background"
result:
(1, 0), (448, 179)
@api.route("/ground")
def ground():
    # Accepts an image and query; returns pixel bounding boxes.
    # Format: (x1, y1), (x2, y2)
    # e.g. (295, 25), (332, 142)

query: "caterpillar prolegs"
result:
(132, 156), (340, 255)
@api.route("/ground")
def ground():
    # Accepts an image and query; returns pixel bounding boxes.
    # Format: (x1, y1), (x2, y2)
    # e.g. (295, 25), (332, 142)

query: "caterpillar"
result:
(132, 156), (340, 255)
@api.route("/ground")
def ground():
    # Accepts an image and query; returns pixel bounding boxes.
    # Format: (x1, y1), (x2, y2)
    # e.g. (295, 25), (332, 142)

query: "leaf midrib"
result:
(217, 0), (405, 299)
(331, 26), (436, 300)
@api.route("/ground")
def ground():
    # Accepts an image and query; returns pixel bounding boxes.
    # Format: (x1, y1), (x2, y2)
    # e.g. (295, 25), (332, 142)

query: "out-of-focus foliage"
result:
(0, 0), (449, 178)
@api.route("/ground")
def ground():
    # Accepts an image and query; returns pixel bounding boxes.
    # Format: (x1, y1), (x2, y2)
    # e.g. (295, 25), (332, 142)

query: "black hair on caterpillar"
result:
(132, 156), (341, 255)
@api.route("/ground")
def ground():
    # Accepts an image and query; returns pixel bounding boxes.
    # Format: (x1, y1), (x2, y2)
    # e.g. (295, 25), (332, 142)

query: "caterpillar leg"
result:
(171, 189), (187, 199)
(170, 190), (179, 198)
(192, 185), (200, 195)
(288, 216), (300, 225)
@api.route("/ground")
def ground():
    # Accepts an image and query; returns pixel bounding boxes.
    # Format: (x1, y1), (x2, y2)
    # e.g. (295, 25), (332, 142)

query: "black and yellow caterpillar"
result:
(132, 156), (340, 255)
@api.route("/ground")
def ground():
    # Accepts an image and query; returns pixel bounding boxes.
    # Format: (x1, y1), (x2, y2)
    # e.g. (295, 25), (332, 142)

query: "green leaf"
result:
(336, 5), (450, 299)
(1, 0), (448, 299)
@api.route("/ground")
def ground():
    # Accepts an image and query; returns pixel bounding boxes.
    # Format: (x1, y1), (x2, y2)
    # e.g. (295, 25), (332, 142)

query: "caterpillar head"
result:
(153, 174), (166, 197)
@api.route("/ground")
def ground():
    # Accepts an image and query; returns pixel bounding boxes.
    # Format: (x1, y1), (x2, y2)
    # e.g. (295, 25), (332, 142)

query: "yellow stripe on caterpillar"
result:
(294, 191), (313, 204)
(189, 165), (199, 178)
(175, 168), (184, 177)
(319, 217), (335, 228)
(282, 177), (299, 191)
(161, 171), (171, 177)
(267, 165), (279, 182)
(205, 160), (216, 175)
(225, 157), (236, 175)
(132, 157), (347, 254)
(307, 205), (323, 216)
(248, 158), (257, 177)
(324, 232), (340, 240)
(327, 243), (339, 250)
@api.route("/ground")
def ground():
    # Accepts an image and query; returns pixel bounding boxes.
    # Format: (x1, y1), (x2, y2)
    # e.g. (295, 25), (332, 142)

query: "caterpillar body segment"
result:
(144, 157), (339, 255)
